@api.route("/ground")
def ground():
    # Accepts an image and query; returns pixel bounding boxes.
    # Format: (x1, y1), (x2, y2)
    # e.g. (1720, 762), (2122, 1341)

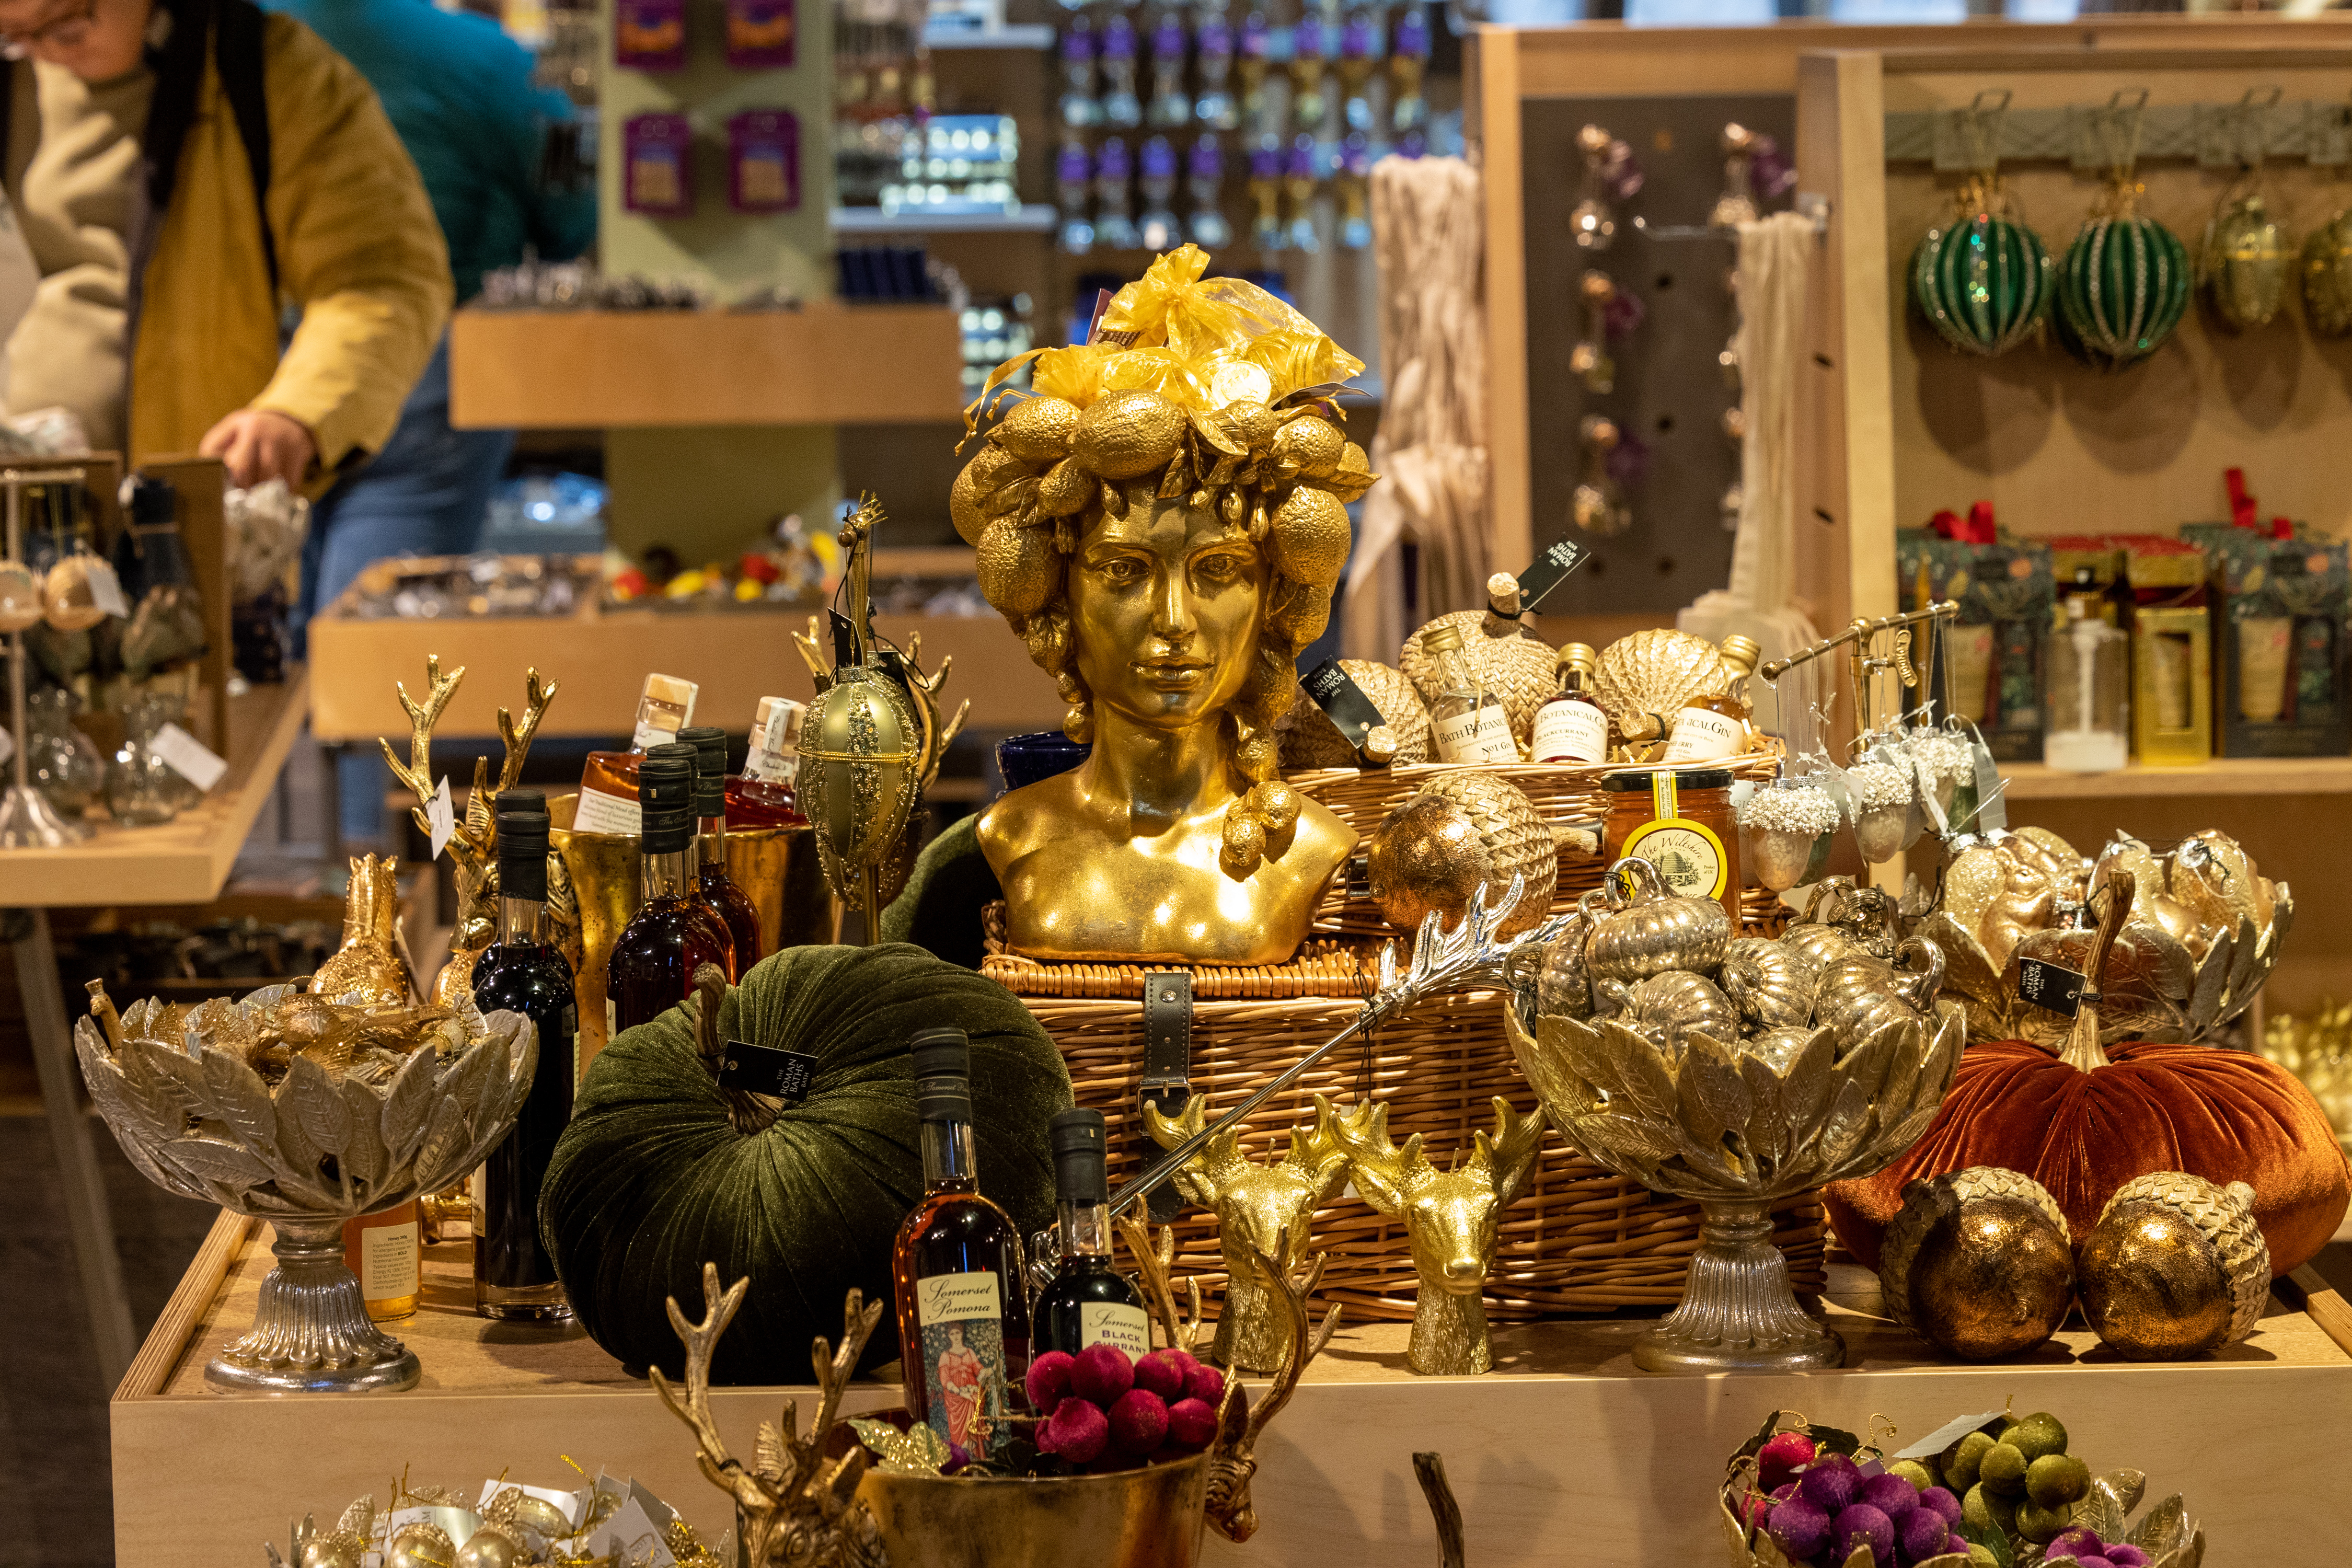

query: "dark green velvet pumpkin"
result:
(539, 941), (1070, 1384)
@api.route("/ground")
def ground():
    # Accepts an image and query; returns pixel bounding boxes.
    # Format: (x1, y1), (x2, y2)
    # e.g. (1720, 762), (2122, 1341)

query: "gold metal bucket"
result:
(549, 793), (835, 1078)
(854, 1447), (1211, 1568)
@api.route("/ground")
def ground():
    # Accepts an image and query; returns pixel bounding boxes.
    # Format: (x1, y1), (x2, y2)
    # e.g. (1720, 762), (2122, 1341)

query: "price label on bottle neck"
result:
(1509, 538), (1593, 615)
(1301, 657), (1388, 747)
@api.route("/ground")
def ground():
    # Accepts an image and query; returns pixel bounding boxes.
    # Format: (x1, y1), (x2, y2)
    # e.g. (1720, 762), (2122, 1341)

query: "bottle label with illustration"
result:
(1530, 699), (1608, 763)
(1659, 707), (1744, 764)
(360, 1217), (419, 1302)
(570, 785), (643, 836)
(1623, 778), (1729, 903)
(1079, 1301), (1152, 1358)
(915, 1271), (1009, 1455)
(1432, 705), (1519, 764)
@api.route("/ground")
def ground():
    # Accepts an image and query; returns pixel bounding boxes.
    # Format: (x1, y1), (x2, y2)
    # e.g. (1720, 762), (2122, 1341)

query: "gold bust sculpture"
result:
(956, 246), (1376, 964)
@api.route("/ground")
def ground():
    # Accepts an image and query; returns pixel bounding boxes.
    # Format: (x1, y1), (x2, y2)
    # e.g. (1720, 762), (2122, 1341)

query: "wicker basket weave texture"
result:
(1028, 987), (1827, 1324)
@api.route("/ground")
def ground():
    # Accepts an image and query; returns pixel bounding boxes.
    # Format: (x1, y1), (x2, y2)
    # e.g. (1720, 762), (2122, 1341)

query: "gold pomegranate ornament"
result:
(2077, 1171), (2269, 1361)
(1877, 1165), (2076, 1361)
(1281, 659), (1432, 769)
(1365, 770), (1556, 938)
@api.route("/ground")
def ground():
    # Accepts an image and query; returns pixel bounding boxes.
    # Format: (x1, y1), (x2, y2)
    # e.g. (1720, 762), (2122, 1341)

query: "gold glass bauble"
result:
(2078, 1172), (2269, 1361)
(1365, 771), (1555, 939)
(301, 1536), (367, 1568)
(1878, 1166), (2075, 1361)
(453, 1526), (525, 1568)
(802, 664), (924, 913)
(0, 559), (41, 632)
(40, 551), (107, 631)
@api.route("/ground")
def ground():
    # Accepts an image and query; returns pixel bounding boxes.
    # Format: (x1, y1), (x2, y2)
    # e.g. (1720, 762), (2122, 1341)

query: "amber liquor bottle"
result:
(724, 695), (806, 829)
(1661, 635), (1762, 764)
(468, 791), (576, 1320)
(573, 672), (699, 834)
(1530, 642), (1609, 764)
(606, 747), (734, 1031)
(1031, 1108), (1149, 1358)
(892, 1028), (1030, 1455)
(681, 724), (763, 976)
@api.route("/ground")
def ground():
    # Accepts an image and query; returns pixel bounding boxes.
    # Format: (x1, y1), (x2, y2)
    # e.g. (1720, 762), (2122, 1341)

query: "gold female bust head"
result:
(958, 248), (1376, 965)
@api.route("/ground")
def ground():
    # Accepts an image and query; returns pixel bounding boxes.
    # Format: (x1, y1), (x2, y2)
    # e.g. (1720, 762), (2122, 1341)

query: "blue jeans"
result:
(296, 331), (516, 846)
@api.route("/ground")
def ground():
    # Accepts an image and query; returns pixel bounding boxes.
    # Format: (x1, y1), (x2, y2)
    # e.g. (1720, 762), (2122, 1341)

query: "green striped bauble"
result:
(1911, 211), (2054, 356)
(2058, 213), (2191, 368)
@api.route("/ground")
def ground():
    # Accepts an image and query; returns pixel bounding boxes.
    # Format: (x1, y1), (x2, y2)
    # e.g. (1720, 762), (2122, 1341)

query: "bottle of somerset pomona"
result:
(679, 724), (763, 976)
(1031, 1108), (1149, 1359)
(606, 747), (734, 1031)
(892, 1028), (1030, 1457)
(573, 672), (698, 834)
(468, 792), (577, 1320)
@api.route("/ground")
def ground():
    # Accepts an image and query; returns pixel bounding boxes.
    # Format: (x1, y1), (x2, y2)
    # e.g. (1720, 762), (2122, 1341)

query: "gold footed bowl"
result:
(855, 1436), (1212, 1568)
(1503, 992), (1965, 1373)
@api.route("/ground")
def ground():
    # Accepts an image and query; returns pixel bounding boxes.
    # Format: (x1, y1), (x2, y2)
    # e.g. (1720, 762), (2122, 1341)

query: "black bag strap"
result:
(144, 0), (276, 294)
(211, 0), (275, 293)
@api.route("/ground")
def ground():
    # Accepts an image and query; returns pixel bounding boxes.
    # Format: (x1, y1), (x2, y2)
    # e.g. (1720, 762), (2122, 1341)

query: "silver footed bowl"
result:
(1503, 992), (1964, 1374)
(75, 984), (537, 1393)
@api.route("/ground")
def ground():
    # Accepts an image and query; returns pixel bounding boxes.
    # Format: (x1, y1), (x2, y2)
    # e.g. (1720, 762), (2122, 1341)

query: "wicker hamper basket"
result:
(988, 950), (1825, 1327)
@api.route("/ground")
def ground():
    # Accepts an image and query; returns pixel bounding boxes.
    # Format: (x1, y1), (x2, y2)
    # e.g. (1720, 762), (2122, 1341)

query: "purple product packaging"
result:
(726, 0), (794, 68)
(728, 110), (801, 212)
(624, 113), (694, 216)
(614, 0), (686, 71)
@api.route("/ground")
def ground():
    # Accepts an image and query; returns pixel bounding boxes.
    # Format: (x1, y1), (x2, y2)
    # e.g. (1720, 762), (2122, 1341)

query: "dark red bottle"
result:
(724, 694), (805, 829)
(607, 745), (734, 1031)
(681, 724), (763, 976)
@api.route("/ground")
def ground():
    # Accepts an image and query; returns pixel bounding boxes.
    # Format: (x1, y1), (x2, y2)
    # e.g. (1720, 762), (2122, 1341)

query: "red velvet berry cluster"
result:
(1024, 1345), (1226, 1467)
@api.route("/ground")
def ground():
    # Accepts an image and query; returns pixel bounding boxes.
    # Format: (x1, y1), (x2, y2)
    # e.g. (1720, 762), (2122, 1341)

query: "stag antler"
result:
(460, 666), (558, 848)
(378, 656), (466, 846)
(1116, 1214), (1204, 1354)
(1466, 1097), (1549, 1207)
(1206, 1227), (1340, 1544)
(652, 1264), (887, 1568)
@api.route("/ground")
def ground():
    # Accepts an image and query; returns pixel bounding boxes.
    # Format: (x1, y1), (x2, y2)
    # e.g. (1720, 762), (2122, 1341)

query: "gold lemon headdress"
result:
(954, 246), (1378, 874)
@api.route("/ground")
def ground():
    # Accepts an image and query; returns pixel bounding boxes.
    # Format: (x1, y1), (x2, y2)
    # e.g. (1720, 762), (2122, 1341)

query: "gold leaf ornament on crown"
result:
(959, 245), (1376, 964)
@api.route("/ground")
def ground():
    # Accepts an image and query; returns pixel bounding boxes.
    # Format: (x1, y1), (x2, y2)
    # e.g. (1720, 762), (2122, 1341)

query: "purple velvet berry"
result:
(1797, 1453), (1860, 1514)
(1024, 1351), (1075, 1415)
(1834, 1503), (1894, 1563)
(2047, 1528), (2105, 1560)
(1070, 1343), (1134, 1405)
(2073, 1558), (2117, 1568)
(1897, 1507), (1949, 1562)
(1860, 1471), (1918, 1518)
(1770, 1483), (1798, 1503)
(1758, 1431), (1819, 1492)
(1917, 1486), (1962, 1525)
(1165, 1396), (1218, 1449)
(2104, 1550), (2150, 1568)
(1039, 1397), (1109, 1463)
(1766, 1497), (1832, 1562)
(1108, 1388), (1169, 1456)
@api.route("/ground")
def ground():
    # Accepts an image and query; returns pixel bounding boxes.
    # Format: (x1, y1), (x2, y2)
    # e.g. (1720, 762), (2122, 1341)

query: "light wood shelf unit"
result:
(112, 1214), (2352, 1567)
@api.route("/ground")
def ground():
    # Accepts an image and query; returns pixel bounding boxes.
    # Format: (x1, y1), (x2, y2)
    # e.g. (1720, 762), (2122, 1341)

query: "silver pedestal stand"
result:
(0, 467), (91, 848)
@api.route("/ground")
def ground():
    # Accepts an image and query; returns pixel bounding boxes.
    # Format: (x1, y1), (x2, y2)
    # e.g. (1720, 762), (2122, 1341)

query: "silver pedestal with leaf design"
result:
(72, 986), (537, 1393)
(1504, 994), (1964, 1373)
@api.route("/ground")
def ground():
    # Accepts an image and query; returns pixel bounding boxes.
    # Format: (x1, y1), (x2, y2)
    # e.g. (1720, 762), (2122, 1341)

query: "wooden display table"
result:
(117, 1210), (2352, 1565)
(6, 673), (309, 1394)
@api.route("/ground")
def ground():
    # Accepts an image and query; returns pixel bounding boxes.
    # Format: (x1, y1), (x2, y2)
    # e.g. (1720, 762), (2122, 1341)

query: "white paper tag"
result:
(151, 722), (227, 791)
(427, 776), (456, 860)
(584, 1498), (676, 1567)
(85, 558), (129, 618)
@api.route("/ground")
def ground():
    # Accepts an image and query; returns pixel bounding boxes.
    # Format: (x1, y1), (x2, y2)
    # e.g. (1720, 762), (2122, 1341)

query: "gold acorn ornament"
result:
(2078, 1171), (2270, 1361)
(384, 1521), (454, 1568)
(1588, 627), (1731, 758)
(1877, 1165), (2076, 1361)
(1735, 777), (1841, 893)
(1364, 770), (1557, 938)
(1280, 658), (1432, 769)
(1399, 573), (1561, 746)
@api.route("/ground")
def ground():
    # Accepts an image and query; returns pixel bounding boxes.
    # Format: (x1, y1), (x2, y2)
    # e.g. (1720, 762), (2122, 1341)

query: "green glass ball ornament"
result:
(1912, 192), (2054, 356)
(2059, 209), (2191, 368)
(2302, 209), (2352, 337)
(2203, 191), (2290, 329)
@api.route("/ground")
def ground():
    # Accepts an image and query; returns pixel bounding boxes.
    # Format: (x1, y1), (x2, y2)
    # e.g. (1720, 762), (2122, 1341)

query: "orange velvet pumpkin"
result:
(1825, 1037), (2349, 1278)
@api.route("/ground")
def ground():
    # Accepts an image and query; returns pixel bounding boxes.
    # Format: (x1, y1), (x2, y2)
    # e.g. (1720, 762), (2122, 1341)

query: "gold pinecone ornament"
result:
(1281, 659), (1432, 769)
(1878, 1165), (2077, 1361)
(1365, 771), (1557, 938)
(2078, 1172), (2270, 1361)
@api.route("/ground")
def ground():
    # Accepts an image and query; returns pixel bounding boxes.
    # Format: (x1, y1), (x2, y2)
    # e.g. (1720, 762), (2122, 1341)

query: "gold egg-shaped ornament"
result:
(41, 551), (108, 631)
(453, 1525), (526, 1568)
(2304, 208), (2352, 337)
(1281, 659), (1432, 769)
(1073, 389), (1186, 479)
(949, 443), (1030, 546)
(1399, 610), (1559, 745)
(2078, 1172), (2270, 1361)
(801, 664), (924, 912)
(2203, 191), (2290, 329)
(386, 1523), (455, 1568)
(975, 517), (1062, 617)
(1588, 628), (1731, 750)
(0, 559), (40, 632)
(1365, 771), (1557, 938)
(1267, 485), (1352, 589)
(1878, 1166), (2076, 1361)
(994, 395), (1081, 464)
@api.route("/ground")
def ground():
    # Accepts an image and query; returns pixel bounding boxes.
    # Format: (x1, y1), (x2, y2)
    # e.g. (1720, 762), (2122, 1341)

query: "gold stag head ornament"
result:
(964, 246), (1375, 965)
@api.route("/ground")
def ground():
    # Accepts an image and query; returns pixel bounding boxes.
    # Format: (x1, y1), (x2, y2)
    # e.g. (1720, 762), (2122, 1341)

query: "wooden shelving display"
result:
(1999, 756), (2352, 801)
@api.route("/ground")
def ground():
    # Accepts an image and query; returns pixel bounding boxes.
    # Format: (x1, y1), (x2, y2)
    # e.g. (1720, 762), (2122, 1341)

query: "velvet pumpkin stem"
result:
(2060, 867), (2136, 1073)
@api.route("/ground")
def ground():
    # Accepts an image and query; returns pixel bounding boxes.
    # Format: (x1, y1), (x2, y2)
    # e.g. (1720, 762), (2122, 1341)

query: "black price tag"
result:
(1511, 538), (1593, 614)
(2016, 956), (2086, 1017)
(716, 1040), (818, 1103)
(1301, 658), (1388, 745)
(829, 609), (858, 668)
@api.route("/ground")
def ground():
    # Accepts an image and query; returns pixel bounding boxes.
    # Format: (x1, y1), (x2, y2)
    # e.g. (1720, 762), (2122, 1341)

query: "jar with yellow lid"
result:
(1601, 767), (1742, 926)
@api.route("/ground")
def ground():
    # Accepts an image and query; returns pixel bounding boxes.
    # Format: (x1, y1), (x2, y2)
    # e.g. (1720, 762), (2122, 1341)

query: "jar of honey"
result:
(1601, 768), (1743, 927)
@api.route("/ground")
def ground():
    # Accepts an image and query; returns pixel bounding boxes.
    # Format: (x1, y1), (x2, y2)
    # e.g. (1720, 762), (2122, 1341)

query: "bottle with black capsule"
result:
(1031, 1107), (1150, 1359)
(468, 790), (577, 1321)
(607, 744), (734, 1032)
(891, 1028), (1030, 1456)
(680, 723), (763, 976)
